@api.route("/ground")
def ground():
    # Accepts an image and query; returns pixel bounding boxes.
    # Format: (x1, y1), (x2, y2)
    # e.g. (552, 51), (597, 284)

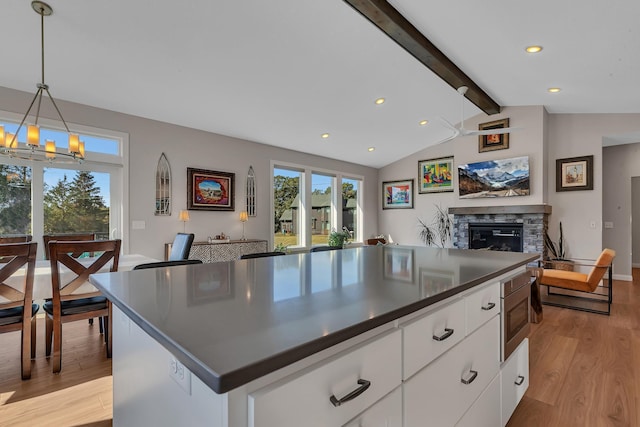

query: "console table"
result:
(164, 239), (268, 262)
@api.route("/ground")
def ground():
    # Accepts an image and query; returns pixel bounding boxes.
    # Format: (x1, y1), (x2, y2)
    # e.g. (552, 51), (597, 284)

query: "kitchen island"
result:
(90, 246), (538, 426)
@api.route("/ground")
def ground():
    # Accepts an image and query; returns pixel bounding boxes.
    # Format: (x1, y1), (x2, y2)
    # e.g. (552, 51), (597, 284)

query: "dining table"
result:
(4, 253), (160, 300)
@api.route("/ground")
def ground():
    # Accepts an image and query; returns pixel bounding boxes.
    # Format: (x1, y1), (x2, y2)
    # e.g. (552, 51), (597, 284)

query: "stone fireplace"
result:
(448, 205), (551, 259)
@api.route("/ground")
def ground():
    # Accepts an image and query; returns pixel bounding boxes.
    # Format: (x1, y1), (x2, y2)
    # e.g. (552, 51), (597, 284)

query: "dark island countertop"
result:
(90, 246), (538, 394)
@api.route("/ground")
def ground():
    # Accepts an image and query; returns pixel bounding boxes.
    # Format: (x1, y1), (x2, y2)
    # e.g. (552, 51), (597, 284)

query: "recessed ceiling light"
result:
(321, 133), (330, 139)
(375, 98), (385, 105)
(419, 120), (429, 126)
(548, 87), (561, 93)
(368, 147), (375, 152)
(525, 45), (543, 53)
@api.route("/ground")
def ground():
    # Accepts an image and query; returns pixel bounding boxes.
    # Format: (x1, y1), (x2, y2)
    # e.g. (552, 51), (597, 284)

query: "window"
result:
(0, 112), (128, 258)
(272, 162), (363, 250)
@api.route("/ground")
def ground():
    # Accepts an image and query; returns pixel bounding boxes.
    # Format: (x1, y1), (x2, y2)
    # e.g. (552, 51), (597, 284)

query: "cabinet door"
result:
(343, 387), (402, 427)
(465, 281), (500, 335)
(403, 298), (466, 380)
(404, 316), (500, 427)
(501, 338), (529, 426)
(249, 330), (402, 427)
(456, 375), (501, 427)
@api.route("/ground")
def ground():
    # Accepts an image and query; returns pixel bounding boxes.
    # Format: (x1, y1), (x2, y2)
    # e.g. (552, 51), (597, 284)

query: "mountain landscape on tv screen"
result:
(458, 156), (530, 198)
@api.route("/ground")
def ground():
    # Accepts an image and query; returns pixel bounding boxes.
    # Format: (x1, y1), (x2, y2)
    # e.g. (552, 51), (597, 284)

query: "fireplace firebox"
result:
(468, 223), (523, 252)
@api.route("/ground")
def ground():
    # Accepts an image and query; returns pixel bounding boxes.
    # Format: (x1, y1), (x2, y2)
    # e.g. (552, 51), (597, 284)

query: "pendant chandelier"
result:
(0, 1), (84, 163)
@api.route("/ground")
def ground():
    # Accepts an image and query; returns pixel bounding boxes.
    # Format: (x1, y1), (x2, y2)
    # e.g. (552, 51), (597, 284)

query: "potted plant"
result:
(418, 205), (452, 248)
(544, 221), (574, 271)
(328, 227), (351, 248)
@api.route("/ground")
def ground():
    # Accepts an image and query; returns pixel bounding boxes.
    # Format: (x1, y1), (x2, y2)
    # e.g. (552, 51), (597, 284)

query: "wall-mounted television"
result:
(458, 156), (530, 198)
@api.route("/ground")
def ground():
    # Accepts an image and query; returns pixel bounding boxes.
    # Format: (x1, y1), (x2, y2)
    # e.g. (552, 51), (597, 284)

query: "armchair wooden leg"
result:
(52, 318), (62, 374)
(45, 315), (52, 357)
(21, 318), (32, 380)
(30, 316), (37, 359)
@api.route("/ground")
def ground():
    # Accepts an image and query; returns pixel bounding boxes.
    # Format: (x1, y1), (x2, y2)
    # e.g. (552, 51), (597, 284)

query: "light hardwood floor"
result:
(1, 274), (639, 427)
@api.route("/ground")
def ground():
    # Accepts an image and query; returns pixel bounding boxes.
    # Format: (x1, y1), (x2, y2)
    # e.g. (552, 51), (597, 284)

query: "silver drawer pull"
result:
(329, 379), (371, 407)
(481, 302), (496, 311)
(432, 328), (454, 341)
(514, 375), (525, 386)
(461, 370), (478, 385)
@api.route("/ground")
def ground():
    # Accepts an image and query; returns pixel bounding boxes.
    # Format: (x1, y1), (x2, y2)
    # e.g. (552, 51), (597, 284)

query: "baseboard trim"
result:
(613, 274), (633, 282)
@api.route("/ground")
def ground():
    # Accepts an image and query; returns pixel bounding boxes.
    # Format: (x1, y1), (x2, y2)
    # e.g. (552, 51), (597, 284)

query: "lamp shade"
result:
(68, 133), (80, 154)
(179, 210), (190, 222)
(239, 211), (249, 222)
(27, 124), (40, 147)
(45, 139), (56, 159)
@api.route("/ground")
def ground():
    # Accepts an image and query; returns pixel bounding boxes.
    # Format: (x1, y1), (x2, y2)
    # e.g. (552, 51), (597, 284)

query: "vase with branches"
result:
(418, 205), (452, 248)
(544, 221), (574, 270)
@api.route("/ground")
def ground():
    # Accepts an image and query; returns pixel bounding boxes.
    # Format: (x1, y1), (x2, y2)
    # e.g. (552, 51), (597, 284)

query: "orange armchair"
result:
(539, 248), (615, 315)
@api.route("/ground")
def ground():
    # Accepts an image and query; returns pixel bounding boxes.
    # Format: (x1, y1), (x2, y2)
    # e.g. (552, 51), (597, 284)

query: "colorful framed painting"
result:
(556, 155), (593, 192)
(382, 179), (414, 209)
(478, 118), (510, 152)
(187, 168), (235, 211)
(418, 156), (454, 194)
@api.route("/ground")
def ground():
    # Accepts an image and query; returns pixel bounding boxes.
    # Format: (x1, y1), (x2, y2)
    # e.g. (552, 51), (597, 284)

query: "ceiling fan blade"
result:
(437, 116), (458, 133)
(434, 133), (458, 145)
(466, 126), (521, 136)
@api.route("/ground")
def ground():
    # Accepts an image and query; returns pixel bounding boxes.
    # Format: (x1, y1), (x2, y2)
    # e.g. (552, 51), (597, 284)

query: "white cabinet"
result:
(343, 387), (402, 427)
(402, 298), (466, 380)
(456, 375), (501, 427)
(248, 330), (402, 427)
(404, 316), (500, 427)
(465, 281), (500, 335)
(501, 338), (529, 426)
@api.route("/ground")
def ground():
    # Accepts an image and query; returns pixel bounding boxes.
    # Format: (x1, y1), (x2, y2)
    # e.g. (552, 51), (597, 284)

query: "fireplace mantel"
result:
(448, 204), (552, 216)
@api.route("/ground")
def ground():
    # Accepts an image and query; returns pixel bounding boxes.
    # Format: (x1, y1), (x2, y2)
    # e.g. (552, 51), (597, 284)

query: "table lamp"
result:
(239, 211), (249, 240)
(179, 210), (190, 232)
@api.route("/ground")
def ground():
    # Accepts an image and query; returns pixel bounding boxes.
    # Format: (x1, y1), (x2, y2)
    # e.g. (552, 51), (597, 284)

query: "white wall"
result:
(379, 105), (546, 246)
(550, 114), (640, 279)
(632, 177), (640, 267)
(0, 86), (379, 260)
(602, 143), (640, 277)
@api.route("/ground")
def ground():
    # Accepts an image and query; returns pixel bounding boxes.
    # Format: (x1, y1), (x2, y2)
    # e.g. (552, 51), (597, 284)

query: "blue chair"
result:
(240, 251), (285, 259)
(0, 242), (38, 379)
(169, 233), (195, 261)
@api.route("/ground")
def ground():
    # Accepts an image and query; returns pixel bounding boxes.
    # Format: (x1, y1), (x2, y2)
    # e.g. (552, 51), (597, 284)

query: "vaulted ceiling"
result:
(2, 0), (639, 167)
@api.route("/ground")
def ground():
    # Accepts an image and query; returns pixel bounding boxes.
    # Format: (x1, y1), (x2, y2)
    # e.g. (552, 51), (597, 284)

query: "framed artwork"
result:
(382, 179), (414, 209)
(418, 156), (454, 194)
(458, 156), (530, 198)
(384, 247), (415, 283)
(556, 155), (593, 192)
(478, 118), (510, 152)
(420, 268), (455, 299)
(187, 168), (235, 211)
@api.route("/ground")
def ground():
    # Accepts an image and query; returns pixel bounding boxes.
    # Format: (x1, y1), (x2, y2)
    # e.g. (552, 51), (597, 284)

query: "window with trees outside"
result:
(272, 163), (362, 251)
(0, 114), (126, 258)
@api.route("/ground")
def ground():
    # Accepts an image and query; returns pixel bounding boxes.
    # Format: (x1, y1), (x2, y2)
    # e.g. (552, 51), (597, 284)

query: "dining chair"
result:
(133, 259), (203, 270)
(43, 233), (96, 260)
(43, 239), (121, 373)
(0, 242), (38, 379)
(239, 251), (286, 259)
(0, 235), (33, 244)
(168, 233), (195, 261)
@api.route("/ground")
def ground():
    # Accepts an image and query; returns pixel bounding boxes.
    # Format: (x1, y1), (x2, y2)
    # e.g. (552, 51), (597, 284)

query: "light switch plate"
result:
(132, 220), (146, 230)
(604, 222), (614, 229)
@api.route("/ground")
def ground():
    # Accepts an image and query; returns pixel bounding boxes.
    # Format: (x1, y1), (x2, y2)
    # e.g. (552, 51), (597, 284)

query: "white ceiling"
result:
(2, 0), (640, 168)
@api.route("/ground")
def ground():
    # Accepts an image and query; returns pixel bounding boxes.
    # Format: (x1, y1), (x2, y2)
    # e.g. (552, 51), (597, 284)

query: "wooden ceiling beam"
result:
(344, 0), (501, 115)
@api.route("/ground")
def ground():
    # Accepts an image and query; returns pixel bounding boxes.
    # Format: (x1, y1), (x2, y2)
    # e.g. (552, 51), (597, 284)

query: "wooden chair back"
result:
(0, 235), (32, 244)
(43, 233), (96, 260)
(49, 239), (121, 302)
(0, 242), (38, 379)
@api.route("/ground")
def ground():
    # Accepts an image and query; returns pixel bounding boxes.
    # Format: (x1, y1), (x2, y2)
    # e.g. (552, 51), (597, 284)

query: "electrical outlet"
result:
(169, 357), (191, 395)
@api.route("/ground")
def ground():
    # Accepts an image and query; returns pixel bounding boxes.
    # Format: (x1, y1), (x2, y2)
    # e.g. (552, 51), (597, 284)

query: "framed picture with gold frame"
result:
(556, 155), (593, 192)
(478, 118), (510, 152)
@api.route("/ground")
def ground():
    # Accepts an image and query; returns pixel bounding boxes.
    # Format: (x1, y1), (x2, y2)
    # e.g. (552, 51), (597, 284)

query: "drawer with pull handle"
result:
(248, 329), (401, 427)
(402, 298), (466, 380)
(404, 316), (500, 427)
(465, 281), (501, 335)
